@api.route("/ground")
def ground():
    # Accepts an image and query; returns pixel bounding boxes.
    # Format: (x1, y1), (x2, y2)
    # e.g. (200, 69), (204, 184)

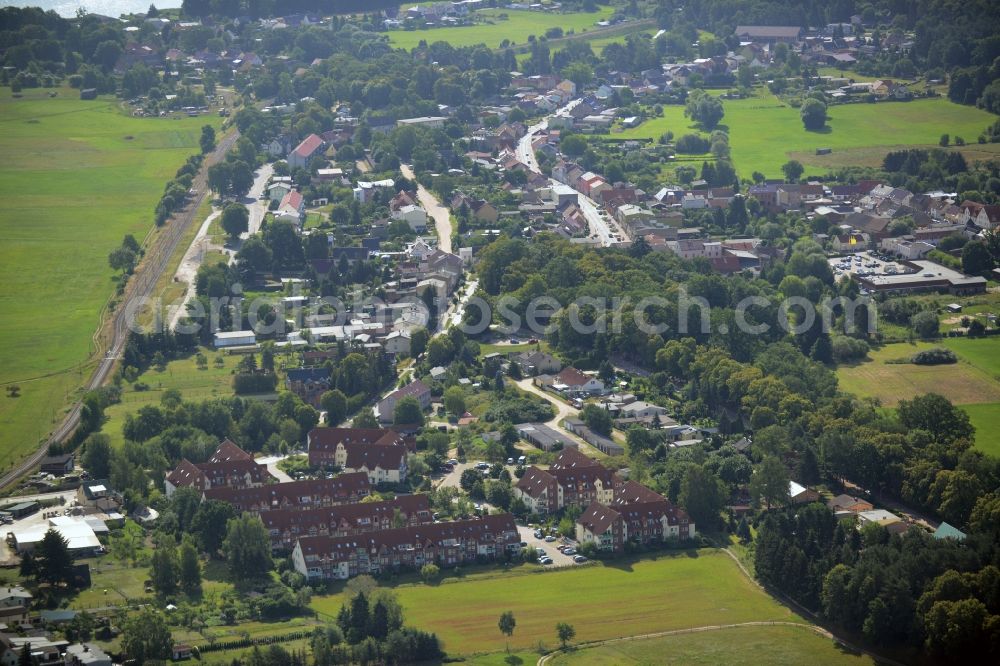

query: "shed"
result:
(213, 330), (257, 348)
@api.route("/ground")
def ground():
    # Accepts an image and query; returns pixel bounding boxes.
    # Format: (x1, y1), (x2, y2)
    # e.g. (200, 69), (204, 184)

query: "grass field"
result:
(310, 550), (804, 656)
(836, 337), (1000, 455)
(615, 91), (997, 177)
(101, 350), (238, 447)
(0, 87), (220, 473)
(387, 7), (614, 50)
(549, 624), (874, 665)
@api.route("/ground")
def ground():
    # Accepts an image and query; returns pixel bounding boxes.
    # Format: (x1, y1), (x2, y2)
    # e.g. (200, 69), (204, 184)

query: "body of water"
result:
(2, 0), (181, 18)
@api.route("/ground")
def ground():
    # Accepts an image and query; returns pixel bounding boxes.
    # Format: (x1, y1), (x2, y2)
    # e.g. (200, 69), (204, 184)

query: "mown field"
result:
(0, 87), (221, 474)
(387, 7), (613, 50)
(311, 550), (804, 656)
(836, 337), (1000, 455)
(615, 91), (997, 177)
(549, 624), (874, 665)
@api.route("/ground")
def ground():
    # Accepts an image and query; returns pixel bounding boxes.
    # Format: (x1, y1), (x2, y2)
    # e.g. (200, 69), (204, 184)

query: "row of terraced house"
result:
(164, 435), (521, 580)
(514, 448), (695, 553)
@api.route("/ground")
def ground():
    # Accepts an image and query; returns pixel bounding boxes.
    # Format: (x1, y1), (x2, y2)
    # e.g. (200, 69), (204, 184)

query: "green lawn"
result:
(387, 7), (614, 51)
(616, 91), (997, 177)
(836, 337), (1000, 455)
(0, 87), (220, 473)
(101, 349), (238, 447)
(310, 550), (804, 656)
(550, 624), (874, 665)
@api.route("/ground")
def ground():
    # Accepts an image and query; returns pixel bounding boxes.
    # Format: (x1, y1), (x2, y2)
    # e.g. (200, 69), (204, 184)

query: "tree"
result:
(393, 396), (424, 426)
(561, 134), (587, 157)
(781, 160), (804, 182)
(35, 529), (74, 586)
(320, 389), (348, 425)
(800, 98), (827, 130)
(555, 622), (576, 648)
(122, 608), (173, 663)
(353, 409), (379, 429)
(897, 393), (974, 444)
(150, 545), (178, 595)
(220, 203), (249, 239)
(222, 515), (272, 582)
(962, 241), (994, 275)
(910, 310), (940, 339)
(460, 468), (482, 493)
(580, 404), (613, 436)
(192, 499), (235, 555)
(200, 124), (216, 154)
(684, 89), (724, 129)
(108, 246), (137, 275)
(179, 541), (201, 594)
(498, 611), (516, 652)
(679, 466), (724, 529)
(410, 327), (430, 357)
(82, 433), (112, 479)
(810, 334), (833, 364)
(750, 456), (789, 510)
(443, 386), (466, 415)
(420, 563), (439, 583)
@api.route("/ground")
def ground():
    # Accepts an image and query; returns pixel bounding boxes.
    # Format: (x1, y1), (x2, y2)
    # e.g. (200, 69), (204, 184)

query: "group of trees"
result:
(321, 581), (443, 664)
(156, 153), (203, 226)
(757, 503), (1000, 658)
(108, 234), (141, 277)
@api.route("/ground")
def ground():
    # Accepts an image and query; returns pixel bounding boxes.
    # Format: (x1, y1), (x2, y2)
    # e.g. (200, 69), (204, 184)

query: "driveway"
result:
(255, 453), (294, 483)
(243, 162), (274, 237)
(400, 163), (453, 254)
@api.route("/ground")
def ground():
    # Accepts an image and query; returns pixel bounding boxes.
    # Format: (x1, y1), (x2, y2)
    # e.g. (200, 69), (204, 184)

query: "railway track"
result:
(0, 127), (239, 492)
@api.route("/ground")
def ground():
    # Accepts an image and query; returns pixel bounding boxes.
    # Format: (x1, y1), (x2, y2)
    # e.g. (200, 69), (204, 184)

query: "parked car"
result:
(564, 548), (576, 555)
(507, 458), (514, 465)
(573, 555), (588, 563)
(544, 535), (557, 542)
(533, 530), (544, 539)
(539, 557), (553, 565)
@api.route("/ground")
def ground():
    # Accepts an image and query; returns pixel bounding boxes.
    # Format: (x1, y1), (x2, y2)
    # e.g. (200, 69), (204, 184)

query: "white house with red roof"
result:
(276, 190), (305, 224)
(552, 367), (605, 395)
(288, 133), (325, 170)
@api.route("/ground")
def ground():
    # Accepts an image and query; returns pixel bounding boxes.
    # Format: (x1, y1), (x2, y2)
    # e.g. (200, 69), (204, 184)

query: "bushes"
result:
(911, 348), (958, 365)
(831, 335), (869, 363)
(233, 372), (278, 394)
(674, 133), (710, 154)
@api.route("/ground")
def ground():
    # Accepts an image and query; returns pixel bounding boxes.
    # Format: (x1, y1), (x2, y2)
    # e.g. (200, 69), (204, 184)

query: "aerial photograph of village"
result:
(0, 0), (999, 663)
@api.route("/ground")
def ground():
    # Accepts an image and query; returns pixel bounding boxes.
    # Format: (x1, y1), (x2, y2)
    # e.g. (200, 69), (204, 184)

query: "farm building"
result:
(213, 330), (257, 348)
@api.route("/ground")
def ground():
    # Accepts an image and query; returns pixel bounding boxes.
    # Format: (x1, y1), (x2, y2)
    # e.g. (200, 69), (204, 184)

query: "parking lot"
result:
(517, 524), (585, 568)
(829, 250), (909, 282)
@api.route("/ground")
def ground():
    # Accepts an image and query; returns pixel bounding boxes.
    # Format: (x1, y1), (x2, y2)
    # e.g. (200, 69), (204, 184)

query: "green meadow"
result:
(836, 337), (1000, 456)
(550, 624), (874, 665)
(0, 87), (220, 472)
(311, 550), (804, 656)
(615, 91), (997, 177)
(387, 7), (614, 51)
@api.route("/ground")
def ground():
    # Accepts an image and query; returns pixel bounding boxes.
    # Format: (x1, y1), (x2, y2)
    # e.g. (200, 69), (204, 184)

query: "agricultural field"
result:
(311, 550), (804, 656)
(615, 91), (997, 177)
(387, 7), (614, 51)
(0, 87), (221, 473)
(549, 624), (874, 665)
(836, 337), (1000, 455)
